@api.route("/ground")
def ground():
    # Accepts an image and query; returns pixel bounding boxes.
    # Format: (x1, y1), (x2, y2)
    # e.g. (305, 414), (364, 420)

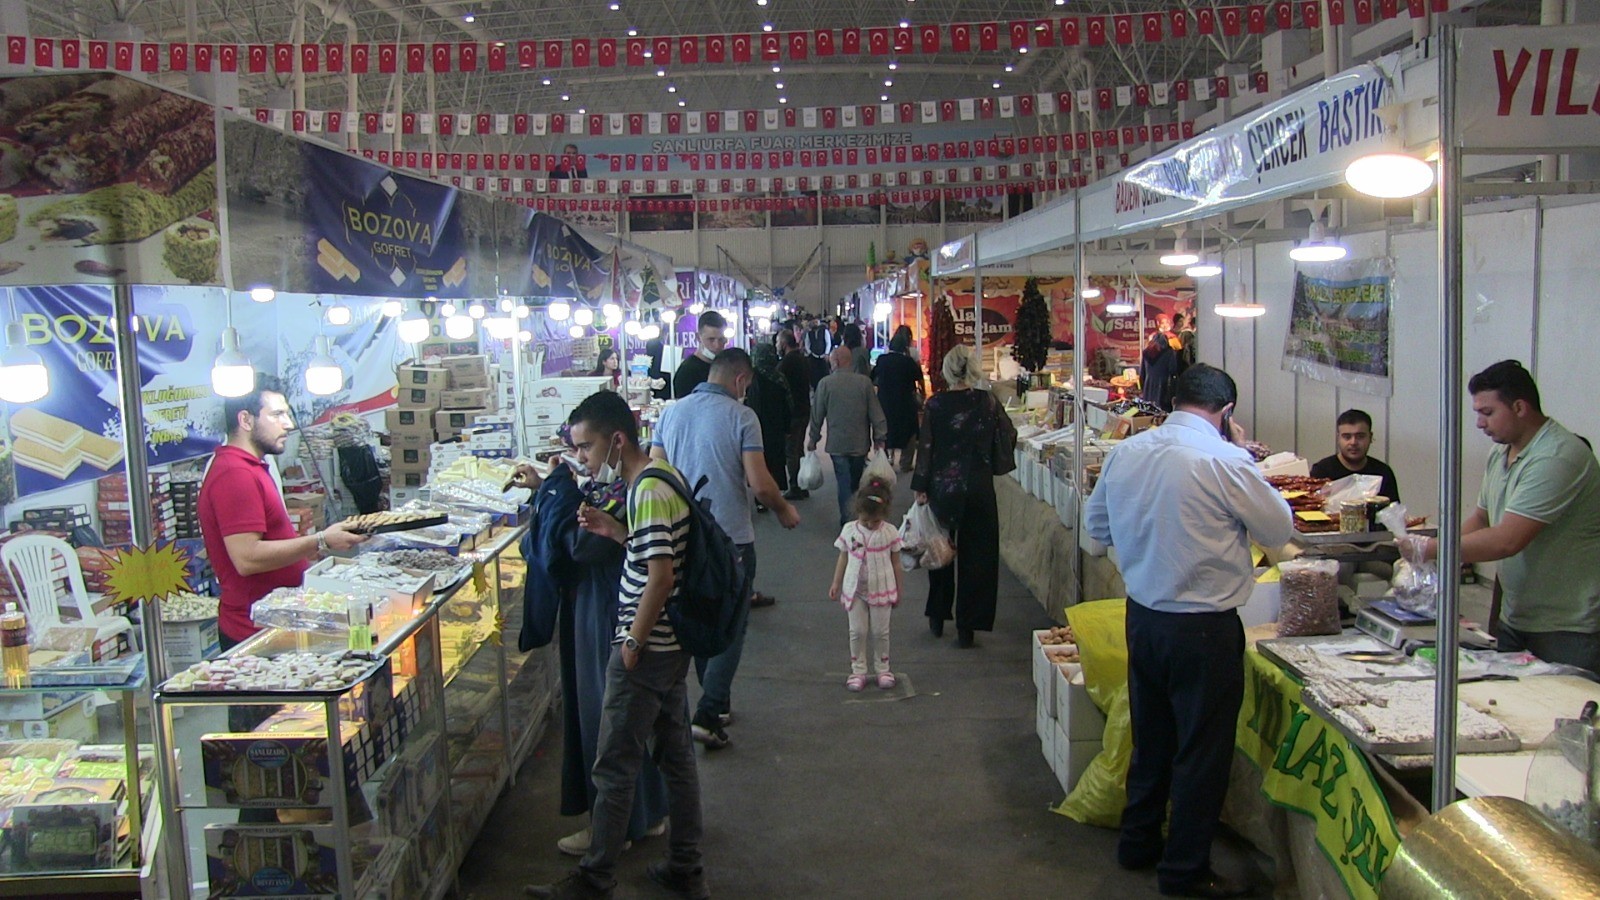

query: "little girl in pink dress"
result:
(829, 475), (903, 691)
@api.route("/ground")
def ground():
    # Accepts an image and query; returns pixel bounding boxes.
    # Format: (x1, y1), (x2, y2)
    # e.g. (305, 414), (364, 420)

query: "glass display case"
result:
(0, 655), (162, 896)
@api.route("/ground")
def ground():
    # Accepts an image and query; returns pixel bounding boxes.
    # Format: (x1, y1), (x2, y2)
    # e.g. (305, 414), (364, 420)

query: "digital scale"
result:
(1355, 598), (1497, 651)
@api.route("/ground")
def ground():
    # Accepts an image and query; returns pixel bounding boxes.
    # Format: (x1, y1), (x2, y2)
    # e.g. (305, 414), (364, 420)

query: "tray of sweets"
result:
(338, 511), (449, 535)
(1299, 675), (1521, 756)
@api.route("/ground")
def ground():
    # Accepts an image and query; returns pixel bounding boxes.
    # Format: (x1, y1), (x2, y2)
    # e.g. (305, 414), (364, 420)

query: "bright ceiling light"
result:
(483, 315), (518, 340)
(210, 327), (255, 397)
(643, 49), (653, 58)
(468, 302), (487, 319)
(778, 97), (787, 104)
(678, 100), (686, 107)
(574, 307), (595, 326)
(325, 303), (352, 326)
(772, 65), (781, 73)
(440, 302), (457, 317)
(627, 27), (637, 36)
(515, 305), (530, 319)
(1018, 46), (1029, 54)
(624, 320), (643, 336)
(1104, 299), (1135, 315)
(1080, 287), (1101, 299)
(398, 307), (430, 343)
(881, 94), (889, 102)
(560, 93), (570, 101)
(757, 0), (768, 5)
(445, 314), (475, 339)
(992, 81), (1002, 89)
(578, 108), (586, 115)
(381, 298), (403, 317)
(602, 303), (622, 319)
(655, 68), (665, 77)
(608, 1), (620, 9)
(723, 327), (736, 338)
(304, 335), (343, 396)
(541, 77), (552, 86)
(888, 61), (898, 70)
(885, 78), (894, 87)
(775, 82), (784, 89)
(1345, 153), (1435, 199)
(569, 325), (585, 338)
(873, 301), (894, 322)
(641, 324), (661, 340)
(1004, 64), (1014, 72)
(547, 301), (571, 321)
(517, 329), (533, 342)
(667, 84), (677, 93)
(660, 308), (678, 323)
(1214, 283), (1266, 318)
(688, 302), (705, 315)
(1289, 221), (1348, 263)
(0, 321), (49, 403)
(762, 22), (774, 32)
(249, 286), (276, 303)
(1160, 236), (1200, 267)
(1185, 261), (1223, 278)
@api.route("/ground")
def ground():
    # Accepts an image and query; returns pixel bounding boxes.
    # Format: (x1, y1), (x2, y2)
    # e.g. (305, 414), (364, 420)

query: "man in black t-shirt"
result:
(1309, 408), (1401, 501)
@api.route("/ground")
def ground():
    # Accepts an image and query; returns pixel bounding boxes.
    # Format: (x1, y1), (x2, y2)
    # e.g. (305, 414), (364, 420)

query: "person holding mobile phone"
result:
(1085, 364), (1292, 899)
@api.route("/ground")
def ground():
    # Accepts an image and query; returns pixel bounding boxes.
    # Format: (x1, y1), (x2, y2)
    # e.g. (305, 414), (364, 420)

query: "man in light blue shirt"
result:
(1085, 364), (1291, 900)
(652, 348), (799, 750)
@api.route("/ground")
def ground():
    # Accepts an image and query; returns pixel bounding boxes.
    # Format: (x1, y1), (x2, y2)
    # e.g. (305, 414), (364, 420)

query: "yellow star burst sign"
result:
(103, 542), (192, 605)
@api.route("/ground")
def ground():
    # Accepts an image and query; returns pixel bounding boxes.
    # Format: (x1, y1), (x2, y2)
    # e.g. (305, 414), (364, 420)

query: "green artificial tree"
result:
(1013, 277), (1051, 381)
(928, 295), (958, 394)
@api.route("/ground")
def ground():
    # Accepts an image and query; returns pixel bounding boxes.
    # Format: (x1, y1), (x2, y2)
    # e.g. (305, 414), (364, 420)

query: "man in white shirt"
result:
(1085, 364), (1292, 900)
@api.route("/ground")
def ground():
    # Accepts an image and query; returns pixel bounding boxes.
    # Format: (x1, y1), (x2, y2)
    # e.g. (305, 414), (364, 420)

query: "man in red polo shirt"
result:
(199, 376), (366, 648)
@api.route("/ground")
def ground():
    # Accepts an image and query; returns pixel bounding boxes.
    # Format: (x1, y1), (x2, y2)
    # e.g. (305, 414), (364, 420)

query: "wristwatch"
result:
(622, 635), (643, 652)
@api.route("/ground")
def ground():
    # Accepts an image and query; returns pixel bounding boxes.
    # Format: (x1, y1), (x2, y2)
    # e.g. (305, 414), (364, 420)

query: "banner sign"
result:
(1456, 24), (1600, 151)
(937, 274), (1193, 362)
(1106, 54), (1402, 234)
(1282, 257), (1394, 396)
(523, 212), (612, 303)
(1238, 652), (1400, 900)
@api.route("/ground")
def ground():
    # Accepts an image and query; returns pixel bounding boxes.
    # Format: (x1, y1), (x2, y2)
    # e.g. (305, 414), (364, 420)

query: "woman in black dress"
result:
(842, 322), (872, 375)
(871, 326), (925, 472)
(912, 345), (1017, 648)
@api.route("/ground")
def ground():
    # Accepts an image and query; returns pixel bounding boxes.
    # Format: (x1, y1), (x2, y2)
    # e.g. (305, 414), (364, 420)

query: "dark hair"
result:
(590, 347), (618, 375)
(1171, 363), (1237, 414)
(1172, 313), (1186, 328)
(710, 347), (753, 379)
(570, 389), (638, 445)
(777, 330), (798, 351)
(890, 325), (912, 353)
(697, 309), (727, 331)
(223, 374), (280, 436)
(841, 323), (864, 349)
(854, 475), (893, 519)
(1336, 409), (1374, 431)
(1468, 359), (1541, 412)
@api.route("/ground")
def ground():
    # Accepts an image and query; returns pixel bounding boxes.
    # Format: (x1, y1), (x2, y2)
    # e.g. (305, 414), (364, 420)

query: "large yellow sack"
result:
(1053, 599), (1132, 828)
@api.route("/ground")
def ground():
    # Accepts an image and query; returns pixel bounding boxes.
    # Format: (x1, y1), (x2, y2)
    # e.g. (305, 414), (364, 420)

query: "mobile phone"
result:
(1220, 412), (1233, 442)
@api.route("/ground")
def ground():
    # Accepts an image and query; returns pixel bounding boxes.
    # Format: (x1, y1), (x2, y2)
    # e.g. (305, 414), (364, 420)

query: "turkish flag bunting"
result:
(919, 25), (940, 54)
(405, 43), (424, 73)
(1407, 0), (1426, 15)
(483, 42), (504, 71)
(1062, 19), (1080, 45)
(1197, 8), (1217, 33)
(891, 26), (911, 53)
(761, 33), (780, 60)
(62, 40), (81, 68)
(867, 28), (889, 55)
(218, 43), (237, 72)
(951, 24), (971, 52)
(1302, 1), (1322, 27)
(978, 22), (999, 51)
(733, 34), (752, 62)
(439, 114), (454, 136)
(247, 44), (266, 73)
(273, 43), (292, 73)
(814, 30), (834, 56)
(516, 41), (536, 68)
(707, 111), (721, 132)
(1221, 7), (1244, 36)
(1433, 0), (1450, 11)
(1096, 88), (1112, 110)
(348, 43), (366, 73)
(838, 28), (858, 54)
(861, 104), (877, 126)
(559, 39), (583, 67)
(940, 100), (956, 121)
(667, 113), (681, 134)
(743, 110), (759, 131)
(1135, 84), (1150, 106)
(1329, 0), (1347, 24)
(783, 108), (796, 128)
(551, 113), (566, 133)
(1114, 15), (1134, 44)
(291, 111), (306, 132)
(1175, 79), (1191, 101)
(378, 44), (397, 73)
(164, 42), (183, 71)
(669, 36), (691, 64)
(1009, 21), (1030, 50)
(1143, 13), (1164, 42)
(979, 98), (994, 119)
(1033, 19), (1056, 48)
(626, 38), (646, 65)
(1087, 17), (1106, 46)
(787, 32), (806, 60)
(1248, 6), (1268, 34)
(586, 114), (601, 135)
(1275, 2), (1295, 28)
(598, 38), (616, 66)
(1381, 0), (1399, 19)
(1214, 75), (1231, 98)
(326, 43), (344, 72)
(432, 43), (451, 72)
(652, 36), (671, 64)
(459, 42), (478, 71)
(1355, 0), (1374, 24)
(1255, 71), (1270, 93)
(515, 113), (530, 134)
(544, 40), (563, 68)
(401, 112), (416, 134)
(1018, 94), (1035, 115)
(327, 111), (343, 133)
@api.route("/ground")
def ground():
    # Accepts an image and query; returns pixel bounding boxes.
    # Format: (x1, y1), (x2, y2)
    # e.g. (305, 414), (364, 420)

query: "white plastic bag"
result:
(899, 502), (954, 571)
(1320, 474), (1384, 515)
(797, 451), (825, 492)
(863, 448), (895, 488)
(1380, 503), (1439, 615)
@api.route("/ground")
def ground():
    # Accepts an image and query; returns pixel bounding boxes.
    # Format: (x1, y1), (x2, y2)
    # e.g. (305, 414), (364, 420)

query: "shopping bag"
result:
(899, 501), (954, 570)
(796, 451), (825, 492)
(863, 448), (896, 487)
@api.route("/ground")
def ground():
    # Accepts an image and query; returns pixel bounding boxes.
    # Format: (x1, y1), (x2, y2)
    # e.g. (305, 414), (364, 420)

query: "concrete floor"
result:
(458, 469), (1268, 899)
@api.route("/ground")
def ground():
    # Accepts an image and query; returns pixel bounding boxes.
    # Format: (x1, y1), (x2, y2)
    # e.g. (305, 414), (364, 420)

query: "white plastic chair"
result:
(1, 534), (133, 644)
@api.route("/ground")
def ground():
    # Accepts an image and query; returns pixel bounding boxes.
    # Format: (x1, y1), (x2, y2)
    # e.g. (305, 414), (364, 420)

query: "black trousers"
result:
(1120, 601), (1245, 889)
(924, 484), (999, 632)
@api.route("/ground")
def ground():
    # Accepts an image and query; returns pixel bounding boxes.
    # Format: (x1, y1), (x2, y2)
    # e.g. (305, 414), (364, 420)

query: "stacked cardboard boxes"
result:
(97, 472), (175, 546)
(170, 476), (202, 539)
(389, 362), (447, 487)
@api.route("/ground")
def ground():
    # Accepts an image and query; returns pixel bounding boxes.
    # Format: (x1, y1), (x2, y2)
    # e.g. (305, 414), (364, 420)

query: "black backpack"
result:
(631, 467), (746, 658)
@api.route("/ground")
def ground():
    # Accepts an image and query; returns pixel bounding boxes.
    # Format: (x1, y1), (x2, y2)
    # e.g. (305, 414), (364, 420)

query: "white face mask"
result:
(560, 452), (586, 479)
(696, 346), (717, 362)
(593, 437), (623, 485)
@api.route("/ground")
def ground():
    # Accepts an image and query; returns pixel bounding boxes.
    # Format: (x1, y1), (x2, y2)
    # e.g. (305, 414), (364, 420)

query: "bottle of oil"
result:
(2, 603), (30, 688)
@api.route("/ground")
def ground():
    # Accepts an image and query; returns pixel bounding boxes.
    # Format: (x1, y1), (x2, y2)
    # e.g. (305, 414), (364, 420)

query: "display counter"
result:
(995, 476), (1124, 619)
(152, 518), (552, 899)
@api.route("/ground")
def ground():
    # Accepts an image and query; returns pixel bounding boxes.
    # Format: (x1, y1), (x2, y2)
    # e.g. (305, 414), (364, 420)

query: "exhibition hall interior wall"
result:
(1196, 196), (1600, 533)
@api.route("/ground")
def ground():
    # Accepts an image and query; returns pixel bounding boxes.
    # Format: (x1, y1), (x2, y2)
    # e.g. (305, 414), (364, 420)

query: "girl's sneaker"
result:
(845, 674), (868, 691)
(877, 672), (897, 690)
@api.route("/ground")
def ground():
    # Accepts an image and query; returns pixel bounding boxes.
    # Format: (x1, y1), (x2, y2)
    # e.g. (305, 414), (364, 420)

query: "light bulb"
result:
(484, 316), (517, 340)
(723, 327), (735, 339)
(304, 336), (343, 396)
(547, 301), (571, 321)
(211, 327), (255, 397)
(1104, 301), (1135, 315)
(756, 317), (771, 332)
(439, 302), (457, 317)
(445, 314), (475, 339)
(1185, 262), (1223, 278)
(517, 329), (533, 342)
(873, 301), (893, 322)
(249, 286), (276, 303)
(641, 324), (661, 339)
(573, 307), (594, 326)
(624, 320), (642, 336)
(499, 297), (515, 312)
(660, 308), (678, 324)
(602, 303), (621, 319)
(1345, 153), (1434, 199)
(381, 299), (404, 317)
(325, 304), (352, 326)
(569, 325), (585, 338)
(515, 305), (530, 319)
(1080, 287), (1102, 299)
(1160, 237), (1199, 267)
(604, 312), (624, 329)
(398, 309), (431, 343)
(468, 302), (486, 319)
(688, 302), (705, 315)
(1215, 283), (1266, 318)
(0, 322), (49, 403)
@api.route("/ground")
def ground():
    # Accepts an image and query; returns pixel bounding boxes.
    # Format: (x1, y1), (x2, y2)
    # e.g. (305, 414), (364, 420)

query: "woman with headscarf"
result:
(1140, 329), (1180, 412)
(842, 321), (872, 375)
(912, 345), (1017, 648)
(514, 424), (668, 856)
(872, 325), (925, 472)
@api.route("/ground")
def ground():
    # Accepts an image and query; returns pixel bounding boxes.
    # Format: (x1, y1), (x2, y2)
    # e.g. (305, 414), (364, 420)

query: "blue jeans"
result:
(693, 542), (756, 719)
(831, 454), (867, 526)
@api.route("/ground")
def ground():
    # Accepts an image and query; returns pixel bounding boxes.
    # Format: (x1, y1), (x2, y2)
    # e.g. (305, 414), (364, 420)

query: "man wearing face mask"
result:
(672, 310), (728, 399)
(652, 349), (800, 750)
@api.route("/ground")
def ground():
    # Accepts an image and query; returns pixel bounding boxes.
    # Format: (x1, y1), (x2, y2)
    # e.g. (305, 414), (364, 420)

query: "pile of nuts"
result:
(163, 652), (373, 693)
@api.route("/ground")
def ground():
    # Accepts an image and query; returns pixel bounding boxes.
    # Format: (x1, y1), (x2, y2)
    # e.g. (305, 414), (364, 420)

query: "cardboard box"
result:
(396, 364), (448, 389)
(203, 824), (353, 898)
(472, 413), (514, 428)
(1054, 664), (1108, 741)
(435, 408), (488, 435)
(465, 433), (513, 451)
(1049, 728), (1102, 795)
(524, 400), (567, 430)
(526, 376), (610, 403)
(390, 432), (430, 452)
(390, 466), (427, 488)
(396, 386), (443, 411)
(440, 388), (492, 410)
(440, 354), (488, 380)
(385, 408), (436, 434)
(449, 371), (490, 391)
(163, 617), (219, 668)
(394, 446), (431, 467)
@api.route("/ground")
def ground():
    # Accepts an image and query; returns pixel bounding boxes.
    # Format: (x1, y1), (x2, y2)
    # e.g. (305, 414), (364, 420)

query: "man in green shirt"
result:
(1424, 360), (1600, 672)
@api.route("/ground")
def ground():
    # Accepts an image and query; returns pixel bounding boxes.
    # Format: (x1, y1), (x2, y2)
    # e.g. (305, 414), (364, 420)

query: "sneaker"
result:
(845, 673), (868, 691)
(645, 861), (711, 900)
(717, 712), (733, 727)
(749, 592), (776, 609)
(782, 489), (805, 501)
(525, 871), (613, 899)
(690, 711), (731, 749)
(644, 818), (669, 838)
(557, 828), (632, 857)
(876, 672), (897, 690)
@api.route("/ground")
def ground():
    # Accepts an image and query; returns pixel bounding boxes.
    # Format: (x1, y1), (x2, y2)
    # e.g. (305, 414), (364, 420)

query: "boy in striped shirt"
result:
(526, 391), (707, 900)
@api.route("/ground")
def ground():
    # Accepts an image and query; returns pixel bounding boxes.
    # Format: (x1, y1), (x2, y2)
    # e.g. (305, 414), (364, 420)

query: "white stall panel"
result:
(1387, 228), (1441, 518)
(1252, 240), (1300, 455)
(1536, 201), (1600, 449)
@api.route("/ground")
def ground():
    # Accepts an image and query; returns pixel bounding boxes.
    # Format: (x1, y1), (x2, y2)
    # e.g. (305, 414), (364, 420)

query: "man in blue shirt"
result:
(653, 348), (799, 749)
(1086, 364), (1292, 900)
